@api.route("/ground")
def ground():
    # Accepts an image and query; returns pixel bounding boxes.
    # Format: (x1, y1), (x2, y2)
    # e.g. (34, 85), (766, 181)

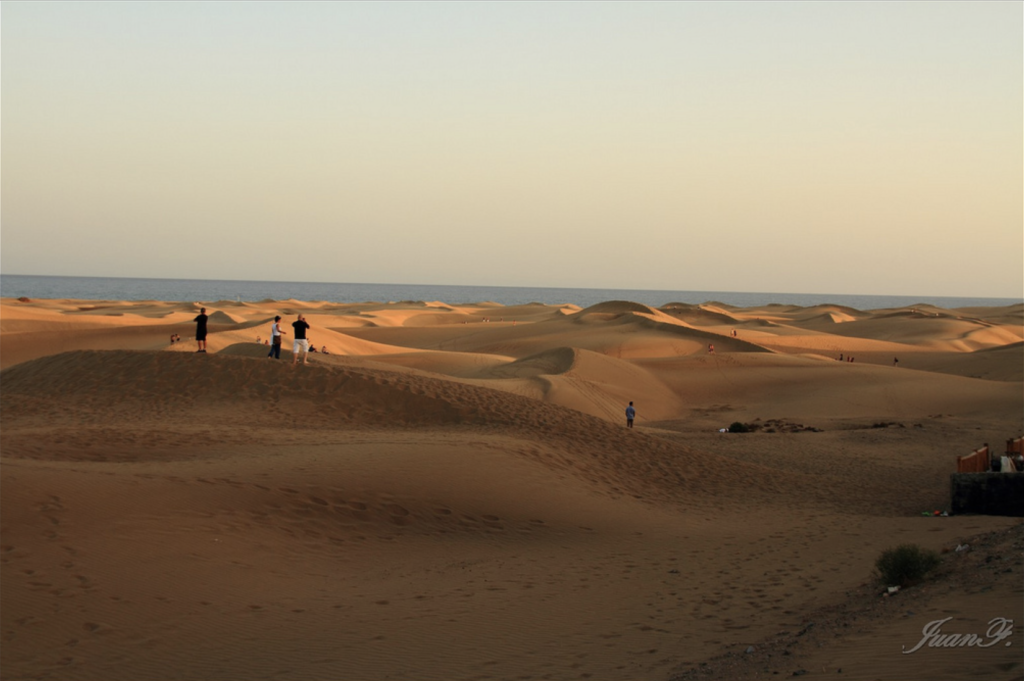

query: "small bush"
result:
(876, 544), (941, 587)
(728, 422), (749, 433)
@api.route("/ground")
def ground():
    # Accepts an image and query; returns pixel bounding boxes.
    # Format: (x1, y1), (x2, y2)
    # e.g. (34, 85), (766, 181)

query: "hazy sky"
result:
(2, 1), (1021, 298)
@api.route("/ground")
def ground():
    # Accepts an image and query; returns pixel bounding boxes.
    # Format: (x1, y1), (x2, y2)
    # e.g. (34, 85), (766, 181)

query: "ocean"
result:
(1, 274), (1019, 311)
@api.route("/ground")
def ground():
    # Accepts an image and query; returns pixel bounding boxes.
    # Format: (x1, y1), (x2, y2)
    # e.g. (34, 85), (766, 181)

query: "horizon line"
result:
(1, 272), (1021, 304)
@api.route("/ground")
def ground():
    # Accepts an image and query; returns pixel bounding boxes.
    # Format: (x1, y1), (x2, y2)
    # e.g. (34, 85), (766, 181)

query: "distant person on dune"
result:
(626, 401), (636, 429)
(268, 315), (285, 360)
(193, 308), (208, 353)
(292, 314), (311, 366)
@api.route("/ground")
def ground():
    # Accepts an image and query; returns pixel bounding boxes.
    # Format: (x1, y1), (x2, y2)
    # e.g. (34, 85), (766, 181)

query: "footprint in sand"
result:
(342, 501), (370, 521)
(385, 504), (409, 516)
(386, 504), (413, 526)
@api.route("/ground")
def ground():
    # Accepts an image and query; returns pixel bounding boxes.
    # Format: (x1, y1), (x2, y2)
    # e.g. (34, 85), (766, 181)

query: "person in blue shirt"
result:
(625, 401), (635, 428)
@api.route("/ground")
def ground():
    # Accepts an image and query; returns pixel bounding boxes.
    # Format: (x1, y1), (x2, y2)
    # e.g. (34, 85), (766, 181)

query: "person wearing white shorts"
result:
(291, 314), (311, 366)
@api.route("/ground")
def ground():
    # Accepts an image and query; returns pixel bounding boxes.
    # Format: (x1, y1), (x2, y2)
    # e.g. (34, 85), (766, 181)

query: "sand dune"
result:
(900, 342), (1024, 382)
(1, 350), (774, 502)
(577, 299), (661, 316)
(206, 310), (244, 325)
(343, 306), (768, 362)
(487, 346), (577, 377)
(2, 296), (1022, 681)
(661, 302), (741, 326)
(794, 314), (1022, 349)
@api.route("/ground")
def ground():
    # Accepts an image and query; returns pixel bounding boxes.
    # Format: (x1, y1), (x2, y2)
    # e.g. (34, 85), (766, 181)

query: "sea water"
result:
(1, 274), (1019, 310)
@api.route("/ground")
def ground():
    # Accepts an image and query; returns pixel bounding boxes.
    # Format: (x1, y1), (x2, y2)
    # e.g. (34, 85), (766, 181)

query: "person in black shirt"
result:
(292, 314), (311, 366)
(194, 308), (208, 353)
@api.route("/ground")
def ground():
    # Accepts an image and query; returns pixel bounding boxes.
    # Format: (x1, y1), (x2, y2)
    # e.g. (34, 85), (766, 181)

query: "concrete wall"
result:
(950, 473), (1024, 517)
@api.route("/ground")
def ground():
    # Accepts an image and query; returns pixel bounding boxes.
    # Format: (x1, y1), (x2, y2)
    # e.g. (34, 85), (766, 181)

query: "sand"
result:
(1, 296), (1022, 681)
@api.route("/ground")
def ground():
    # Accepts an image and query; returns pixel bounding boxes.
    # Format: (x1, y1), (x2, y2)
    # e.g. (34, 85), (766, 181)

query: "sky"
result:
(2, 1), (1021, 298)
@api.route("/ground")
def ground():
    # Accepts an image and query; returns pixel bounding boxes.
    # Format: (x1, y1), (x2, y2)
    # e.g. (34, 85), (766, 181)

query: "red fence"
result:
(957, 445), (990, 473)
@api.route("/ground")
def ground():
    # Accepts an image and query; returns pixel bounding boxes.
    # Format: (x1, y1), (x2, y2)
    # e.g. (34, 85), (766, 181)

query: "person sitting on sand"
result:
(321, 346), (329, 354)
(626, 401), (636, 429)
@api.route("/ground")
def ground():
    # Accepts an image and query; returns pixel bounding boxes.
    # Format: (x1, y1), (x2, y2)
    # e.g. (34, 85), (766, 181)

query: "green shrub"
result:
(728, 422), (749, 433)
(876, 544), (941, 587)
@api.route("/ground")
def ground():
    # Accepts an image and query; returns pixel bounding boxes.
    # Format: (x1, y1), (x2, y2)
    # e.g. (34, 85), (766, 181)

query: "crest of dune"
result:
(659, 302), (739, 326)
(485, 347), (578, 378)
(574, 300), (659, 317)
(207, 310), (243, 324)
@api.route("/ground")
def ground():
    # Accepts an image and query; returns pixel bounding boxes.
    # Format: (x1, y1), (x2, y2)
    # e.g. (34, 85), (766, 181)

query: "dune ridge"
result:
(2, 349), (815, 511)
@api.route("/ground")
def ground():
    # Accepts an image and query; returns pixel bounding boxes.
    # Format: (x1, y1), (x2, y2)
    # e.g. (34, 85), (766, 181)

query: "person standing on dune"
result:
(626, 401), (636, 428)
(292, 314), (311, 366)
(193, 307), (208, 353)
(268, 315), (285, 360)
